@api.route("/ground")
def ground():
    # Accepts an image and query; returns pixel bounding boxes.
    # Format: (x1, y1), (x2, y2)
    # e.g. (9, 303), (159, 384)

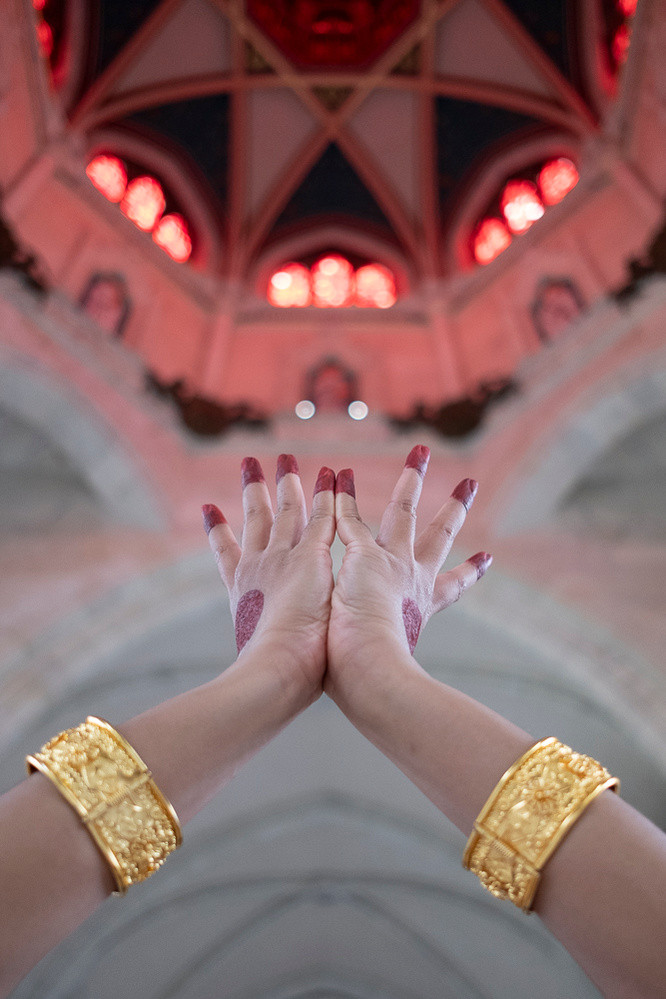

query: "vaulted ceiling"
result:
(58, 0), (603, 279)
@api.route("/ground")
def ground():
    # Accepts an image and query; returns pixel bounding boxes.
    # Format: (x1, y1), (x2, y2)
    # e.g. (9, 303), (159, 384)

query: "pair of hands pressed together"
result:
(203, 446), (491, 711)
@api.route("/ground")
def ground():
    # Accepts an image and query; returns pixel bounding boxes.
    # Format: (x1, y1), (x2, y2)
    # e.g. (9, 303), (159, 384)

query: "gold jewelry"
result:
(462, 737), (619, 911)
(27, 716), (182, 894)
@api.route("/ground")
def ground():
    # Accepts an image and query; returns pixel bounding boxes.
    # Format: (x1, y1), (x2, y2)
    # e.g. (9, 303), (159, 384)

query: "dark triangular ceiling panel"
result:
(502, 0), (574, 83)
(272, 143), (396, 237)
(436, 97), (543, 215)
(92, 0), (164, 77)
(127, 94), (230, 208)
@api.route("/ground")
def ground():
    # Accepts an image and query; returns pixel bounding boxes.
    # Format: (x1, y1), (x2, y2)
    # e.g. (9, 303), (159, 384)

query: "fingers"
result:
(271, 454), (308, 548)
(432, 551), (492, 613)
(301, 466), (336, 547)
(240, 456), (274, 552)
(202, 503), (241, 589)
(376, 445), (430, 553)
(414, 477), (478, 571)
(334, 469), (374, 546)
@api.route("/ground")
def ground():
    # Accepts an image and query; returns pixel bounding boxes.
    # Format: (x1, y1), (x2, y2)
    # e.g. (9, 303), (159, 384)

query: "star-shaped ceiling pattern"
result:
(61, 0), (601, 282)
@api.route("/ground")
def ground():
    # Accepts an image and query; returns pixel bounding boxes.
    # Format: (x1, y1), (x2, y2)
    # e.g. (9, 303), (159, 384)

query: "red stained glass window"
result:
(354, 263), (396, 308)
(36, 19), (53, 57)
(152, 214), (192, 262)
(538, 158), (579, 206)
(612, 23), (631, 64)
(473, 218), (512, 265)
(500, 179), (544, 235)
(268, 263), (312, 307)
(86, 155), (128, 203)
(311, 255), (354, 307)
(120, 176), (166, 231)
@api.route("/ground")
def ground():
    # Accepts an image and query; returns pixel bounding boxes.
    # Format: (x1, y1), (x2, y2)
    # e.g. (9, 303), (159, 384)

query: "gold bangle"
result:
(27, 716), (182, 895)
(462, 737), (619, 911)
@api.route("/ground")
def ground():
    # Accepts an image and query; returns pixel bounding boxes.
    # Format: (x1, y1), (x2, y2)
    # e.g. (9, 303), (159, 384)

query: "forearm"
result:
(0, 639), (310, 997)
(330, 644), (666, 999)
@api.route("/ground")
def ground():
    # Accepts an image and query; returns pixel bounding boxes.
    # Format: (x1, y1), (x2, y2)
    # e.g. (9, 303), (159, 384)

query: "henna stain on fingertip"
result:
(405, 445), (430, 477)
(335, 468), (356, 498)
(402, 598), (422, 653)
(276, 453), (299, 483)
(202, 504), (226, 535)
(314, 466), (335, 495)
(469, 552), (492, 579)
(451, 478), (479, 512)
(235, 589), (264, 651)
(241, 456), (265, 489)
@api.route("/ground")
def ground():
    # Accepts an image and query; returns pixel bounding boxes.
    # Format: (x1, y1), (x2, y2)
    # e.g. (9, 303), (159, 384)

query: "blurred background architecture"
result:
(1, 0), (665, 995)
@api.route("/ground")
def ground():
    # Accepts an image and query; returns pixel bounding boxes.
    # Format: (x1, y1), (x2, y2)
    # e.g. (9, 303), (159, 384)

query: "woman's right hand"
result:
(326, 446), (491, 703)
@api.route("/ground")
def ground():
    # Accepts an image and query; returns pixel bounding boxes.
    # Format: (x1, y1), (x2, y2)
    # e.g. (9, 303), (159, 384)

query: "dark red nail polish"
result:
(202, 504), (226, 535)
(241, 456), (265, 489)
(469, 552), (492, 579)
(335, 468), (356, 498)
(402, 597), (422, 653)
(451, 478), (479, 512)
(276, 453), (299, 483)
(314, 467), (335, 495)
(405, 445), (430, 477)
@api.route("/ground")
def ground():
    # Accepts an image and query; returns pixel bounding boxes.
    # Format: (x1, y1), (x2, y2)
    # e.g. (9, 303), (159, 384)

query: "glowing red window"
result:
(86, 155), (128, 203)
(268, 263), (312, 307)
(153, 214), (192, 262)
(120, 176), (165, 231)
(32, 0), (47, 10)
(473, 218), (512, 265)
(538, 158), (579, 206)
(354, 263), (396, 308)
(617, 0), (637, 16)
(500, 179), (544, 235)
(612, 23), (631, 64)
(36, 19), (53, 57)
(311, 255), (354, 307)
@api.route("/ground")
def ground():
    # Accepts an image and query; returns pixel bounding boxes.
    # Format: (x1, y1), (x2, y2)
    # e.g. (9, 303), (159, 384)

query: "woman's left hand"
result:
(203, 455), (336, 705)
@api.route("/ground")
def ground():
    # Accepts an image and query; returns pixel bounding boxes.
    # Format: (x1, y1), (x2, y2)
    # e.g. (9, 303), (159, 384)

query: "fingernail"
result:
(241, 456), (265, 489)
(276, 453), (299, 483)
(469, 552), (492, 579)
(335, 468), (356, 498)
(451, 478), (478, 512)
(314, 467), (335, 495)
(405, 445), (430, 477)
(202, 503), (226, 535)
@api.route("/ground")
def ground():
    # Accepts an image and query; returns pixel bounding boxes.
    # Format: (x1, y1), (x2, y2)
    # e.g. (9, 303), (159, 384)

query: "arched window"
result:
(85, 154), (193, 263)
(471, 158), (579, 266)
(267, 252), (397, 307)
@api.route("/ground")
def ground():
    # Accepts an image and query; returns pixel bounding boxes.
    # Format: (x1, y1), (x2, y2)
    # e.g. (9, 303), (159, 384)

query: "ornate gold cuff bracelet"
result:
(462, 737), (619, 911)
(27, 716), (182, 894)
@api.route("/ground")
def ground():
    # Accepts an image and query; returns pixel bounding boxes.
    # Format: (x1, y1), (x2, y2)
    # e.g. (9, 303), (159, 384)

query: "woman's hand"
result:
(326, 446), (491, 701)
(203, 455), (336, 705)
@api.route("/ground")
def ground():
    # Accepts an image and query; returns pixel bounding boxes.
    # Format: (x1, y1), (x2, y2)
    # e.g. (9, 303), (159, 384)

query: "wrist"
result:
(327, 634), (422, 713)
(228, 632), (323, 713)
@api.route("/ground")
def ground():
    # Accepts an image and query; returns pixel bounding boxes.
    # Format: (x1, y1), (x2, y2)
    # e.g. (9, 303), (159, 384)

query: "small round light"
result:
(86, 155), (128, 202)
(348, 400), (368, 421)
(268, 263), (311, 307)
(120, 176), (166, 231)
(538, 158), (579, 206)
(295, 400), (316, 420)
(473, 217), (512, 265)
(153, 213), (192, 262)
(500, 179), (544, 235)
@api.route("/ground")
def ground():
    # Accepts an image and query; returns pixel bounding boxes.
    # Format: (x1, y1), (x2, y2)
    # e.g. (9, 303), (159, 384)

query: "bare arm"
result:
(0, 456), (335, 998)
(326, 448), (666, 999)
